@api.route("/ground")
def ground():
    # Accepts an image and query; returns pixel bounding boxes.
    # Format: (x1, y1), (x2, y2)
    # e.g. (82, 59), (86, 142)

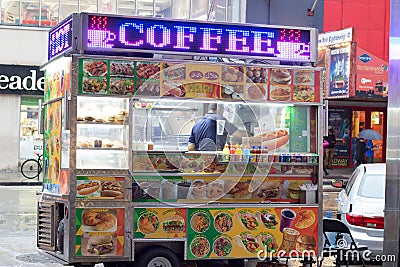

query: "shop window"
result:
(40, 0), (59, 26)
(227, 0), (243, 23)
(99, 0), (116, 14)
(137, 0), (153, 16)
(172, 0), (189, 19)
(209, 0), (226, 22)
(117, 0), (135, 15)
(190, 0), (207, 20)
(155, 0), (171, 18)
(20, 97), (43, 160)
(21, 0), (40, 26)
(59, 0), (78, 21)
(1, 0), (20, 24)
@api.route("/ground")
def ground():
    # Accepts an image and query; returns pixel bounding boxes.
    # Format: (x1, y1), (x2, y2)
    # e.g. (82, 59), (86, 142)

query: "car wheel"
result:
(135, 246), (180, 267)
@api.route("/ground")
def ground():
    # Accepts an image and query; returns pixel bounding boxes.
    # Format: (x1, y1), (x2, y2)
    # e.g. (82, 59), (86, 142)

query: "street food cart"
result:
(37, 13), (323, 267)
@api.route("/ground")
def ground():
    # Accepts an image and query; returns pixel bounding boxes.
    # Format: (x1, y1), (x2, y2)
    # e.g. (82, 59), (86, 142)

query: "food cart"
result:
(37, 13), (323, 267)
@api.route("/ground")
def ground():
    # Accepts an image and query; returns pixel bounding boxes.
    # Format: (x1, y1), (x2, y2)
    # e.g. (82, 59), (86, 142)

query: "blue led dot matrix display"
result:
(83, 14), (316, 62)
(48, 17), (73, 60)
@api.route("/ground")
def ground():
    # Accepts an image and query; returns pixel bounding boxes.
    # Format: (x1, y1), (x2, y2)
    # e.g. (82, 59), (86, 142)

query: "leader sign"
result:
(0, 65), (44, 95)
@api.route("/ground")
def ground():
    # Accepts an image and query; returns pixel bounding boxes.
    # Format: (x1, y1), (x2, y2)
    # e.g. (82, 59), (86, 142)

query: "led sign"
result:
(48, 16), (73, 60)
(82, 14), (316, 62)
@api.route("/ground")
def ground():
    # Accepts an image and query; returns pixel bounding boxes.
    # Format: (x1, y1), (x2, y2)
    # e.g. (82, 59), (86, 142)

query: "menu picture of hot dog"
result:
(82, 210), (117, 232)
(256, 129), (290, 151)
(100, 181), (123, 199)
(77, 181), (100, 196)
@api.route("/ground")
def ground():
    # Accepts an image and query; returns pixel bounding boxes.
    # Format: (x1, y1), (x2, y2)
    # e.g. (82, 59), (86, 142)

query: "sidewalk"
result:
(0, 171), (42, 186)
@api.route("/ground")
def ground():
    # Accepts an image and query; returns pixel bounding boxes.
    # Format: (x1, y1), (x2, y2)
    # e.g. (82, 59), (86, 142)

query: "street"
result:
(0, 185), (70, 267)
(0, 185), (376, 267)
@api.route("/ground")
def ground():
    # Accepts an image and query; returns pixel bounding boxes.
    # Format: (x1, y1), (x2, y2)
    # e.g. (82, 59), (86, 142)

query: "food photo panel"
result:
(293, 69), (314, 86)
(246, 84), (268, 101)
(270, 68), (292, 85)
(270, 85), (292, 101)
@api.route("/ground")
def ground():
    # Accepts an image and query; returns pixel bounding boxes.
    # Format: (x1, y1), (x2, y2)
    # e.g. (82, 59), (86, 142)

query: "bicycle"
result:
(21, 153), (43, 179)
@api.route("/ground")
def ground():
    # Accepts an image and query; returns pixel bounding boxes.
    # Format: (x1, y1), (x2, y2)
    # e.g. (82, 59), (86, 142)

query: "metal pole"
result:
(383, 0), (400, 265)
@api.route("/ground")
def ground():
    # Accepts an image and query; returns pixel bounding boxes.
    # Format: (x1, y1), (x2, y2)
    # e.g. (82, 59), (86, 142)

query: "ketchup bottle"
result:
(230, 144), (236, 161)
(256, 146), (262, 162)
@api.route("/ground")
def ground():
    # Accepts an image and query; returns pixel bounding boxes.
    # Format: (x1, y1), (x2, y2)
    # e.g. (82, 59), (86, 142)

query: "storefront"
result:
(318, 28), (388, 168)
(0, 64), (44, 171)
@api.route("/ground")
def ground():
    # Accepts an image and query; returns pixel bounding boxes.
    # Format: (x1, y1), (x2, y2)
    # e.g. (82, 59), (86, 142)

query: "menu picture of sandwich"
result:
(270, 68), (292, 85)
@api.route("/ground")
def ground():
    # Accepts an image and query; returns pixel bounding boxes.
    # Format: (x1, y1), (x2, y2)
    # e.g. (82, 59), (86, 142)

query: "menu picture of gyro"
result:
(75, 208), (125, 257)
(187, 207), (318, 259)
(134, 208), (187, 238)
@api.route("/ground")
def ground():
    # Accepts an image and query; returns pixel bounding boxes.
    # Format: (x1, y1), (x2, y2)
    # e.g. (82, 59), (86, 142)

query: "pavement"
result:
(0, 171), (42, 186)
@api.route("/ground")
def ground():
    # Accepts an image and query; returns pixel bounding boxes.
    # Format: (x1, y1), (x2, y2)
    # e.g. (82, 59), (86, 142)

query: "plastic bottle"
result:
(230, 144), (236, 161)
(222, 144), (230, 161)
(256, 146), (262, 162)
(243, 146), (250, 162)
(235, 144), (243, 162)
(147, 140), (154, 150)
(262, 146), (269, 162)
(250, 146), (256, 162)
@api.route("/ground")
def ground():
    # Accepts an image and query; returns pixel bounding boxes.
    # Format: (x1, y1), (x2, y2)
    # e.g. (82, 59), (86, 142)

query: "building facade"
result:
(0, 0), (324, 171)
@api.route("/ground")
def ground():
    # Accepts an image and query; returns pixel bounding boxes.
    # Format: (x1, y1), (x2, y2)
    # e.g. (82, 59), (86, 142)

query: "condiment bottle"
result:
(243, 146), (250, 162)
(262, 146), (269, 162)
(250, 146), (256, 162)
(235, 144), (242, 162)
(222, 144), (230, 161)
(256, 146), (262, 162)
(147, 140), (154, 150)
(230, 144), (236, 161)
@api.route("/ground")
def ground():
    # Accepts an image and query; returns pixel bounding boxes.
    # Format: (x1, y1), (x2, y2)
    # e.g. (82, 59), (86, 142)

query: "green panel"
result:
(21, 96), (41, 106)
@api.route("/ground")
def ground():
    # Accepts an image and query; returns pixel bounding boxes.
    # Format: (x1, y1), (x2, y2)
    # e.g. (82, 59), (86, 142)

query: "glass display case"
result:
(76, 96), (129, 169)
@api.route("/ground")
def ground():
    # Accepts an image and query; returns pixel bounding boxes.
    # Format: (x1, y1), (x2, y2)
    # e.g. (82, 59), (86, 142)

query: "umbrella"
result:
(358, 129), (382, 140)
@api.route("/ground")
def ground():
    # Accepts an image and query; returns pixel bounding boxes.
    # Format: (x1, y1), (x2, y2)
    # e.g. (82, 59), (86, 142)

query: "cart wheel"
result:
(228, 259), (245, 267)
(135, 246), (180, 267)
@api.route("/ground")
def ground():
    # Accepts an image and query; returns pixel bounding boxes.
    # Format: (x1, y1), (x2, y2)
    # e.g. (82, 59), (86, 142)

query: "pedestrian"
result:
(323, 129), (336, 170)
(354, 138), (367, 168)
(365, 139), (375, 163)
(323, 139), (329, 175)
(188, 103), (247, 151)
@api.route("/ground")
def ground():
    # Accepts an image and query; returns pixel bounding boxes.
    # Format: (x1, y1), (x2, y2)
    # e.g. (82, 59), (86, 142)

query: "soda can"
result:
(279, 153), (285, 162)
(296, 153), (302, 163)
(301, 153), (308, 163)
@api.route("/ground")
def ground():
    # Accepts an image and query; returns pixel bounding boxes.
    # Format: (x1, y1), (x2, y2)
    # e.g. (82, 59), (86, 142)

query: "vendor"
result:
(188, 103), (247, 151)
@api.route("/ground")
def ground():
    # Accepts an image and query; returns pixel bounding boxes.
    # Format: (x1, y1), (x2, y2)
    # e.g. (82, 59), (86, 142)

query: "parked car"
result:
(332, 163), (385, 256)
